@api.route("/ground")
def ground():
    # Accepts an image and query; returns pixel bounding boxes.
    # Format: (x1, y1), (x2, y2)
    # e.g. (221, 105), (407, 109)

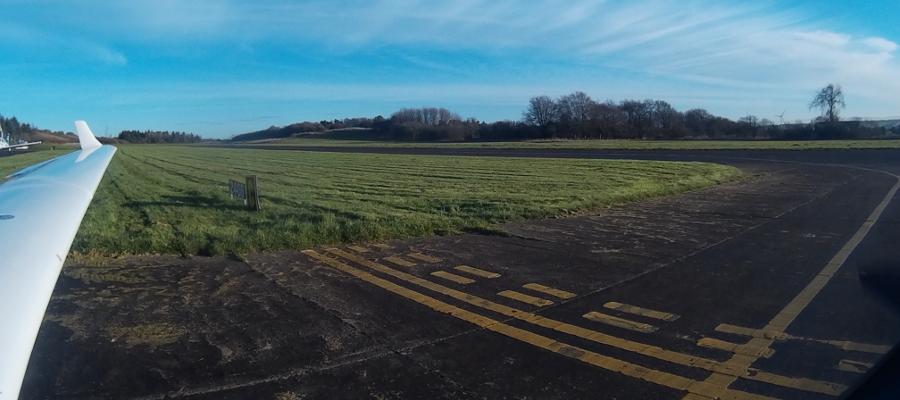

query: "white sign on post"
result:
(229, 179), (247, 206)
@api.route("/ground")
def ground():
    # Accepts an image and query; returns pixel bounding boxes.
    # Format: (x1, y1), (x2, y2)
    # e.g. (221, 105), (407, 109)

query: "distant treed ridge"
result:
(230, 92), (900, 142)
(117, 130), (202, 144)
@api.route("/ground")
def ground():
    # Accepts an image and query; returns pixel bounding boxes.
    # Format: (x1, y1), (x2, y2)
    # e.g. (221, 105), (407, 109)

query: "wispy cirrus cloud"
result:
(3, 0), (899, 136)
(10, 0), (897, 90)
(114, 0), (894, 97)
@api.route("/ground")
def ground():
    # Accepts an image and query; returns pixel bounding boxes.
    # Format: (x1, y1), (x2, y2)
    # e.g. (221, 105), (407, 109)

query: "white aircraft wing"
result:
(0, 121), (115, 400)
(1, 141), (44, 150)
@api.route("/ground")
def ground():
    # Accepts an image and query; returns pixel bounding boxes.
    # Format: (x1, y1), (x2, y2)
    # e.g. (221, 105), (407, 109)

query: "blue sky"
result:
(1, 0), (898, 139)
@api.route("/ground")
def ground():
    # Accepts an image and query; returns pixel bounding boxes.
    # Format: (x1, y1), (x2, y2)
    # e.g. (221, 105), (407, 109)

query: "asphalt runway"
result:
(20, 147), (900, 400)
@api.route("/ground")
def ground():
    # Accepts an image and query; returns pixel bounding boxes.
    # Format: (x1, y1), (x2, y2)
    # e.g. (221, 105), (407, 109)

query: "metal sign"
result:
(228, 177), (260, 210)
(229, 179), (246, 201)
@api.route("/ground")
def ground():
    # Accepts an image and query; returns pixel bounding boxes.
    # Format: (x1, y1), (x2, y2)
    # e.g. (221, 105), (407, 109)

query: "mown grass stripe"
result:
(0, 145), (742, 256)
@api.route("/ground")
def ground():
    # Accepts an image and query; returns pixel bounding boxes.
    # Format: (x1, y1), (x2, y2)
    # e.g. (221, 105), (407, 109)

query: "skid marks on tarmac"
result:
(283, 244), (883, 400)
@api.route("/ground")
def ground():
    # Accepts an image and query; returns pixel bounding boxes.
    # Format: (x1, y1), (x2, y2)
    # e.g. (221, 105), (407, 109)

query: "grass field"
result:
(256, 137), (900, 150)
(0, 149), (78, 176)
(2, 145), (742, 256)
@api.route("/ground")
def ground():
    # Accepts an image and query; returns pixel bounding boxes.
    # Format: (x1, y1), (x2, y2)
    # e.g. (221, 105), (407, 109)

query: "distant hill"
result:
(0, 115), (78, 144)
(231, 122), (327, 142)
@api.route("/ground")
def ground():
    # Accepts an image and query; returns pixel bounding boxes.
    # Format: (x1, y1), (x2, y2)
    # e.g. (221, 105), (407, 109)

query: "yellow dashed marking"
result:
(348, 245), (369, 253)
(837, 359), (873, 373)
(318, 248), (843, 396)
(583, 312), (658, 333)
(523, 283), (576, 299)
(497, 290), (554, 307)
(823, 340), (891, 354)
(747, 371), (846, 396)
(715, 324), (788, 340)
(431, 271), (475, 284)
(605, 302), (680, 321)
(373, 244), (392, 249)
(383, 257), (415, 267)
(302, 250), (776, 400)
(454, 265), (500, 278)
(717, 323), (889, 353)
(697, 338), (774, 358)
(408, 252), (442, 263)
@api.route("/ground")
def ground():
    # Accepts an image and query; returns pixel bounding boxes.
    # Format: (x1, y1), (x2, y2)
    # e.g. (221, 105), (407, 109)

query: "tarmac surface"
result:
(19, 148), (900, 400)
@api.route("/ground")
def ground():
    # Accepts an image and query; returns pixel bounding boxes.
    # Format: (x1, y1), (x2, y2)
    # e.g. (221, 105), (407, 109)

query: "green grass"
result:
(0, 149), (78, 177)
(255, 137), (900, 150)
(4, 145), (742, 256)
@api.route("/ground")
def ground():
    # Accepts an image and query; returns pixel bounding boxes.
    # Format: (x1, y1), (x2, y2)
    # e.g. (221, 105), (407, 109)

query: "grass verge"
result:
(0, 149), (77, 177)
(4, 145), (742, 256)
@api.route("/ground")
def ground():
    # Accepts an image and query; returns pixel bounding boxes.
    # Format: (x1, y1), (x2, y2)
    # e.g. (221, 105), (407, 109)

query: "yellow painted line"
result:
(717, 323), (889, 353)
(431, 271), (475, 284)
(715, 324), (788, 340)
(837, 359), (873, 373)
(348, 245), (369, 253)
(408, 252), (442, 263)
(373, 243), (392, 249)
(523, 283), (576, 299)
(697, 338), (774, 358)
(583, 312), (658, 333)
(383, 257), (415, 267)
(497, 290), (554, 307)
(302, 250), (775, 400)
(320, 248), (842, 396)
(822, 340), (891, 354)
(682, 173), (900, 400)
(454, 265), (500, 278)
(748, 371), (846, 396)
(605, 302), (680, 322)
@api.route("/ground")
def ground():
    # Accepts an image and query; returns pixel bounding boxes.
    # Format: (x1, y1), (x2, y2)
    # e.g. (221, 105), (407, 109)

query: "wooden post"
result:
(246, 175), (261, 210)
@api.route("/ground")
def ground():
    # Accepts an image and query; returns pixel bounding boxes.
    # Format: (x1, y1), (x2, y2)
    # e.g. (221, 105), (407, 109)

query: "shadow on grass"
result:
(124, 195), (248, 211)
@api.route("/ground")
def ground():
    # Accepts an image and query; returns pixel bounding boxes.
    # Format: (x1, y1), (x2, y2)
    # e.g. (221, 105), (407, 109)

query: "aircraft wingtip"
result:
(74, 121), (102, 151)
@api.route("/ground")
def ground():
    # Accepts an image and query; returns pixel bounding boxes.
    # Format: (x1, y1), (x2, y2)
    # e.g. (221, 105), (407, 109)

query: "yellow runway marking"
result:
(583, 312), (658, 333)
(497, 290), (554, 307)
(383, 257), (415, 267)
(682, 173), (900, 400)
(837, 359), (873, 373)
(431, 271), (475, 284)
(302, 250), (776, 400)
(605, 302), (680, 321)
(408, 252), (442, 263)
(319, 248), (843, 396)
(698, 338), (774, 358)
(823, 340), (891, 354)
(348, 245), (369, 253)
(716, 323), (889, 354)
(523, 283), (576, 299)
(715, 324), (788, 340)
(454, 265), (500, 278)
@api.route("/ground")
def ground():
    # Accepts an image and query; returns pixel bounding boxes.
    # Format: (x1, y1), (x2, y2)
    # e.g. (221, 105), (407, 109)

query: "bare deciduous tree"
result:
(809, 84), (845, 123)
(557, 91), (596, 138)
(522, 95), (559, 128)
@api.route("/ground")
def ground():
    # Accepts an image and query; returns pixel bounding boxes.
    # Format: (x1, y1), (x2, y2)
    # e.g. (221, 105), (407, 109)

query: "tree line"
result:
(117, 130), (202, 144)
(228, 86), (898, 142)
(0, 115), (39, 138)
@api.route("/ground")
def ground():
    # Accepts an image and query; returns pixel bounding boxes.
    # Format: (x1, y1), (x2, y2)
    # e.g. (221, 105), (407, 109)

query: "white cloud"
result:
(795, 31), (852, 48)
(155, 0), (896, 97)
(5, 0), (900, 124)
(861, 37), (899, 53)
